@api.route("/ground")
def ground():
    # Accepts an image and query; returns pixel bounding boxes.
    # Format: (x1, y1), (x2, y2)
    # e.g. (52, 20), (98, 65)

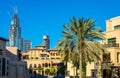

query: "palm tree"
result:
(57, 64), (66, 75)
(71, 51), (79, 77)
(56, 39), (69, 65)
(56, 17), (106, 78)
(56, 38), (74, 76)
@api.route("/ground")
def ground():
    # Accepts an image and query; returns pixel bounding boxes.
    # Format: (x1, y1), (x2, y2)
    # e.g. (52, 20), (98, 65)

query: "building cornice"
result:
(0, 37), (8, 41)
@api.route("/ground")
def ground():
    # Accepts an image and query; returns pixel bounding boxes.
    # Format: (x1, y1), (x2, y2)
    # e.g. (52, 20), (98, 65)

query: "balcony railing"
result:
(104, 43), (119, 48)
(102, 60), (111, 64)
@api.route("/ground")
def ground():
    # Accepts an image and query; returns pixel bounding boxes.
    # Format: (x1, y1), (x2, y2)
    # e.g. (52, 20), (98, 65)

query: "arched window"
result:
(53, 53), (55, 56)
(117, 52), (120, 63)
(38, 64), (41, 67)
(50, 53), (52, 56)
(49, 63), (50, 67)
(119, 53), (120, 63)
(56, 53), (57, 56)
(45, 63), (48, 67)
(31, 57), (33, 59)
(42, 63), (44, 67)
(34, 64), (37, 68)
(29, 64), (32, 69)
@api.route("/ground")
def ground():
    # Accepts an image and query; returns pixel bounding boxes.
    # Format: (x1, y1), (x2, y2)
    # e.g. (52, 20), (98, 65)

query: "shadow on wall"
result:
(5, 48), (22, 61)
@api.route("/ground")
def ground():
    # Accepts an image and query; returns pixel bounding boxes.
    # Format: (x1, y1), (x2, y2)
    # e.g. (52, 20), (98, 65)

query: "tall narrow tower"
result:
(9, 12), (23, 51)
(42, 35), (50, 49)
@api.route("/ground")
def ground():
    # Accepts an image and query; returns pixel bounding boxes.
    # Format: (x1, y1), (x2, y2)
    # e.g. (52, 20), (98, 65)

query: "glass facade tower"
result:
(9, 13), (23, 51)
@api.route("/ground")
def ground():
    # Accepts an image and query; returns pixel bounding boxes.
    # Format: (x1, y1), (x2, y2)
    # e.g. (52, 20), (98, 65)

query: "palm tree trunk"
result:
(79, 52), (82, 78)
(74, 67), (75, 78)
(76, 67), (77, 77)
(65, 61), (68, 76)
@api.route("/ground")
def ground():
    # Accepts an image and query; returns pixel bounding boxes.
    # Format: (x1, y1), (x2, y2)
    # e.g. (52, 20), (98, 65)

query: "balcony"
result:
(104, 43), (119, 48)
(101, 61), (113, 69)
(102, 60), (111, 64)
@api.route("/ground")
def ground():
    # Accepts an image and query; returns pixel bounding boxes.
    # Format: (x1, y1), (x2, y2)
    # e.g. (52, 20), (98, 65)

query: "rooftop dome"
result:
(43, 35), (49, 39)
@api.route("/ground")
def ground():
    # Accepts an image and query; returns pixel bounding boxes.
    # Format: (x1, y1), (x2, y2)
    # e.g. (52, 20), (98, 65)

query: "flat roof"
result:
(36, 45), (45, 47)
(49, 49), (58, 51)
(106, 16), (120, 21)
(0, 37), (8, 41)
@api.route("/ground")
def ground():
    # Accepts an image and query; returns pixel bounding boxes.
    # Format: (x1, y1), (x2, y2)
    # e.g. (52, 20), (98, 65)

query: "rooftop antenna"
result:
(7, 3), (14, 19)
(7, 2), (18, 22)
(9, 3), (14, 12)
(9, 2), (18, 15)
(7, 11), (11, 19)
(14, 5), (18, 14)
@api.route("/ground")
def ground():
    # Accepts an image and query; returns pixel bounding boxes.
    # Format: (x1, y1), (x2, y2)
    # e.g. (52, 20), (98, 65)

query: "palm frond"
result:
(56, 17), (107, 78)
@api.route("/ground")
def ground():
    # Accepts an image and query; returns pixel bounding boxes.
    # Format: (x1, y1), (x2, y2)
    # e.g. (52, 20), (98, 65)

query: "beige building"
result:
(86, 16), (120, 78)
(23, 45), (61, 75)
(67, 62), (77, 76)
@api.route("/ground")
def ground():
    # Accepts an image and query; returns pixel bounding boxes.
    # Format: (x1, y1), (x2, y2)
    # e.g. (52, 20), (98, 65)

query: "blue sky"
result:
(0, 0), (120, 48)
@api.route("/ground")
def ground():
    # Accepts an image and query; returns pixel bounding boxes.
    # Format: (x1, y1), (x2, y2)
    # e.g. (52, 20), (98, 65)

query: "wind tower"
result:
(42, 35), (50, 49)
(9, 7), (23, 51)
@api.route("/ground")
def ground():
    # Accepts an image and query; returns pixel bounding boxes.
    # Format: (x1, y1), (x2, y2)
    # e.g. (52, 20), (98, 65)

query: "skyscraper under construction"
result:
(9, 11), (23, 51)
